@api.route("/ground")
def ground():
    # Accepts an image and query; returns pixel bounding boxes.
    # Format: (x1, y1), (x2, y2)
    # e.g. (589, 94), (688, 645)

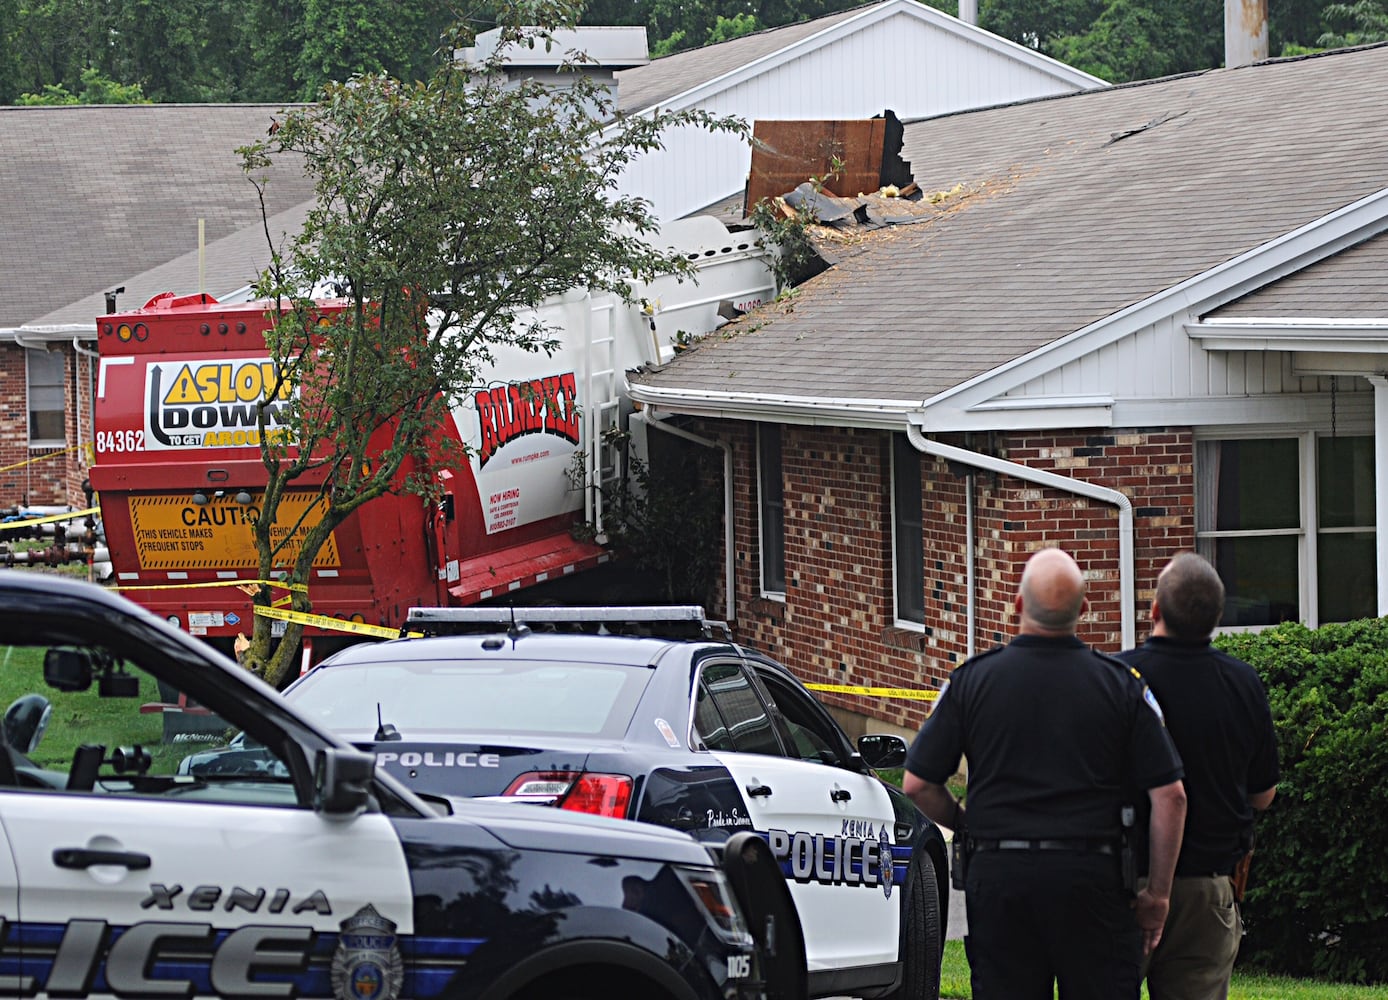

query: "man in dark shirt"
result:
(1117, 551), (1279, 1000)
(903, 547), (1186, 1000)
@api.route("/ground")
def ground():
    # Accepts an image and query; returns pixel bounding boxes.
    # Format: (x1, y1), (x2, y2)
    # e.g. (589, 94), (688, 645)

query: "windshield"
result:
(286, 658), (653, 741)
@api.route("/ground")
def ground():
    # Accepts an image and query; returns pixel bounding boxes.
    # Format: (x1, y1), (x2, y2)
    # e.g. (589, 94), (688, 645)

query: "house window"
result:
(758, 424), (785, 596)
(1196, 434), (1374, 628)
(1316, 435), (1376, 622)
(27, 349), (66, 445)
(892, 433), (924, 626)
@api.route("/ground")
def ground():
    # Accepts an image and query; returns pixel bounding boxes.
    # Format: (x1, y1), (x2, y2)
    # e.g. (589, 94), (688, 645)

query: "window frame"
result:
(891, 432), (925, 628)
(757, 423), (786, 598)
(691, 659), (785, 758)
(26, 347), (67, 447)
(751, 663), (860, 771)
(1195, 428), (1375, 630)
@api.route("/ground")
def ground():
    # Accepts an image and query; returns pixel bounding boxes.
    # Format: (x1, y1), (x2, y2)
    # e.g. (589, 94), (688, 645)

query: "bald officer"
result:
(904, 547), (1187, 1000)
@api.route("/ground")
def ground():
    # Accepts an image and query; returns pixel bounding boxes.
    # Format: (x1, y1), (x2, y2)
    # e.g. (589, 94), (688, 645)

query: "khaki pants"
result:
(1142, 874), (1240, 1000)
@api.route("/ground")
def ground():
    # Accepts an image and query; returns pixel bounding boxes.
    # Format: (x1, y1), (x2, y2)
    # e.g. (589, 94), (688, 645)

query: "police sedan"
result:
(0, 576), (777, 1000)
(187, 606), (948, 1000)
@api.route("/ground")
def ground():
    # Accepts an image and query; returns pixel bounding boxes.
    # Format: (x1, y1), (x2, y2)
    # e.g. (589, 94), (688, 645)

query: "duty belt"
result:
(970, 838), (1117, 856)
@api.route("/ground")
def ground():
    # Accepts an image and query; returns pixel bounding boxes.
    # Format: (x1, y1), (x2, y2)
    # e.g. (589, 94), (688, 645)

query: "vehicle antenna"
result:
(506, 604), (529, 642)
(374, 702), (400, 742)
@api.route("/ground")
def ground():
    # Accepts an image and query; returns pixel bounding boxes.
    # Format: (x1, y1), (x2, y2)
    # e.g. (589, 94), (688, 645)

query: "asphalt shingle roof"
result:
(0, 104), (314, 331)
(1211, 230), (1388, 318)
(631, 45), (1388, 405)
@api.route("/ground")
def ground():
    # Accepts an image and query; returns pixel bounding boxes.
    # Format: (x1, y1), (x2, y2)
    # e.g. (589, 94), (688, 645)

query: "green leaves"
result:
(1216, 619), (1388, 983)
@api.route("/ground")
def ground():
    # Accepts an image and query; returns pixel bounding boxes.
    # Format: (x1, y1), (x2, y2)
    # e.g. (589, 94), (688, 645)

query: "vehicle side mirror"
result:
(44, 649), (93, 692)
(857, 733), (907, 770)
(313, 747), (375, 817)
(3, 695), (51, 754)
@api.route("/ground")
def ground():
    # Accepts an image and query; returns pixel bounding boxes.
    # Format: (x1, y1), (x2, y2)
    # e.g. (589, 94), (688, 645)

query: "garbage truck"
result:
(88, 217), (772, 665)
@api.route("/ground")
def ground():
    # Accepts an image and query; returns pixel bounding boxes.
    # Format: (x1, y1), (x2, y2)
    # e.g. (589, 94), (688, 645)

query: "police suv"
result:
(187, 607), (949, 1000)
(0, 574), (779, 1000)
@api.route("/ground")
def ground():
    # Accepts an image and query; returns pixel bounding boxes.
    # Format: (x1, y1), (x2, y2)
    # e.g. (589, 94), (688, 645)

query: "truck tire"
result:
(885, 854), (943, 1000)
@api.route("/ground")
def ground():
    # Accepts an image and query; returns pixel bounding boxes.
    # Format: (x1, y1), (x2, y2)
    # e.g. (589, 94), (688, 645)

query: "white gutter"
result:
(633, 409), (736, 623)
(907, 426), (1135, 648)
(626, 383), (924, 429)
(2, 324), (95, 341)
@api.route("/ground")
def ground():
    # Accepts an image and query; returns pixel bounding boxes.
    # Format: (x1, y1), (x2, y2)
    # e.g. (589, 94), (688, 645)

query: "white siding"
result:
(618, 13), (1096, 222)
(1001, 310), (1369, 414)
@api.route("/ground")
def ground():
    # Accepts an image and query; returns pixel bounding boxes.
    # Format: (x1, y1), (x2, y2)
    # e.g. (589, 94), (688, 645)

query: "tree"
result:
(1046, 0), (1212, 82)
(297, 0), (457, 98)
(980, 0), (1107, 50)
(16, 67), (148, 104)
(1317, 0), (1388, 46)
(235, 7), (746, 686)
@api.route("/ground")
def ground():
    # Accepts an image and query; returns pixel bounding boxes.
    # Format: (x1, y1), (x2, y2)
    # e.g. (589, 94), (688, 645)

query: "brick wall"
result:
(0, 343), (93, 510)
(688, 418), (1196, 733)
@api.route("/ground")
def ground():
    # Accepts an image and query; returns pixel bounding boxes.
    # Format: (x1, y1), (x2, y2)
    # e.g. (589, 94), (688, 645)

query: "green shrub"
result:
(1215, 619), (1388, 983)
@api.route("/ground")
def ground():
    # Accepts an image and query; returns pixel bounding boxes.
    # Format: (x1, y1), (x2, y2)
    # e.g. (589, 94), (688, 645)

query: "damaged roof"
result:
(629, 44), (1388, 415)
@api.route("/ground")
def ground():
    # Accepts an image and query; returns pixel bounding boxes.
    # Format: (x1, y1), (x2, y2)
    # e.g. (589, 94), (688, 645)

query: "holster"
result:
(950, 827), (968, 890)
(1119, 805), (1137, 895)
(1230, 830), (1256, 903)
(1231, 849), (1254, 903)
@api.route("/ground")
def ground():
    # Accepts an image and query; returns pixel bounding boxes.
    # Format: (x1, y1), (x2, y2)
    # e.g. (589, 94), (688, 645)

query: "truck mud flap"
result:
(722, 831), (806, 1000)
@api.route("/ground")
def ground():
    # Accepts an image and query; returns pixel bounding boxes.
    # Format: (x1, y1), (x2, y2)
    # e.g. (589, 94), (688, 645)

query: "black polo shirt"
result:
(906, 634), (1184, 841)
(1116, 637), (1279, 876)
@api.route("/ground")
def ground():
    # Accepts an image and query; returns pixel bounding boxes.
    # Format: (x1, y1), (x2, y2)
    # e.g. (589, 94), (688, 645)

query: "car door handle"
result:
(53, 848), (151, 871)
(829, 788), (852, 802)
(745, 783), (772, 798)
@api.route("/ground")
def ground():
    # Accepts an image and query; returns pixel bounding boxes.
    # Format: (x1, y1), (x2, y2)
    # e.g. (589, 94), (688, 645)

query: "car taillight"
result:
(501, 770), (633, 817)
(674, 866), (751, 945)
(561, 773), (633, 817)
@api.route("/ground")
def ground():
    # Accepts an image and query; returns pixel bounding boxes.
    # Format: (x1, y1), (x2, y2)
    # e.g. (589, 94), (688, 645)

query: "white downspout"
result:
(907, 426), (1135, 649)
(1369, 376), (1388, 616)
(634, 410), (736, 623)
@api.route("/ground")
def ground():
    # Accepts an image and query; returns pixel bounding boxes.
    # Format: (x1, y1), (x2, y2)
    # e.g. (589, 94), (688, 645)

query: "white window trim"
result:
(1197, 429), (1374, 631)
(891, 433), (925, 630)
(26, 348), (67, 449)
(756, 425), (786, 601)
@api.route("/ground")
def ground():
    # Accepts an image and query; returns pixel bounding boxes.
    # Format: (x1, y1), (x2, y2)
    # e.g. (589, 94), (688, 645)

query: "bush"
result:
(1215, 619), (1388, 983)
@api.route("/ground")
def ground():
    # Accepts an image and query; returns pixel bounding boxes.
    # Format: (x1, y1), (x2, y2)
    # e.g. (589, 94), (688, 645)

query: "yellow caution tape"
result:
(0, 444), (79, 474)
(110, 578), (308, 594)
(805, 683), (939, 701)
(0, 506), (100, 529)
(254, 604), (422, 640)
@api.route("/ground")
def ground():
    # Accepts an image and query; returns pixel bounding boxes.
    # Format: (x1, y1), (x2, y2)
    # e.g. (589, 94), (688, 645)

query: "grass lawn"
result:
(0, 644), (216, 773)
(940, 940), (1388, 998)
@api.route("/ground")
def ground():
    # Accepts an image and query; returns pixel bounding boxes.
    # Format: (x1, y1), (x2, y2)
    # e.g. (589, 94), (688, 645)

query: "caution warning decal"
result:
(130, 494), (340, 570)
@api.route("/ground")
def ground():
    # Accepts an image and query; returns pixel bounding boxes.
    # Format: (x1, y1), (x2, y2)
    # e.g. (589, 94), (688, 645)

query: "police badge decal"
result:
(331, 904), (405, 1000)
(879, 826), (894, 900)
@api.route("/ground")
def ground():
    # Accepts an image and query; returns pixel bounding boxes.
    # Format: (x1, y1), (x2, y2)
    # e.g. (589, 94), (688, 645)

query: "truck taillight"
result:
(502, 770), (632, 817)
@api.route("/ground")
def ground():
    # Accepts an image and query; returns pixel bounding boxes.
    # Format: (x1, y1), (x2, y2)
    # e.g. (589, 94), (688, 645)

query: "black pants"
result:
(964, 850), (1141, 1000)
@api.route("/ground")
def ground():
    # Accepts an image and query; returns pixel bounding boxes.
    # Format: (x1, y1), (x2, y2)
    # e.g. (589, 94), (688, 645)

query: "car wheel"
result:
(885, 853), (943, 1000)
